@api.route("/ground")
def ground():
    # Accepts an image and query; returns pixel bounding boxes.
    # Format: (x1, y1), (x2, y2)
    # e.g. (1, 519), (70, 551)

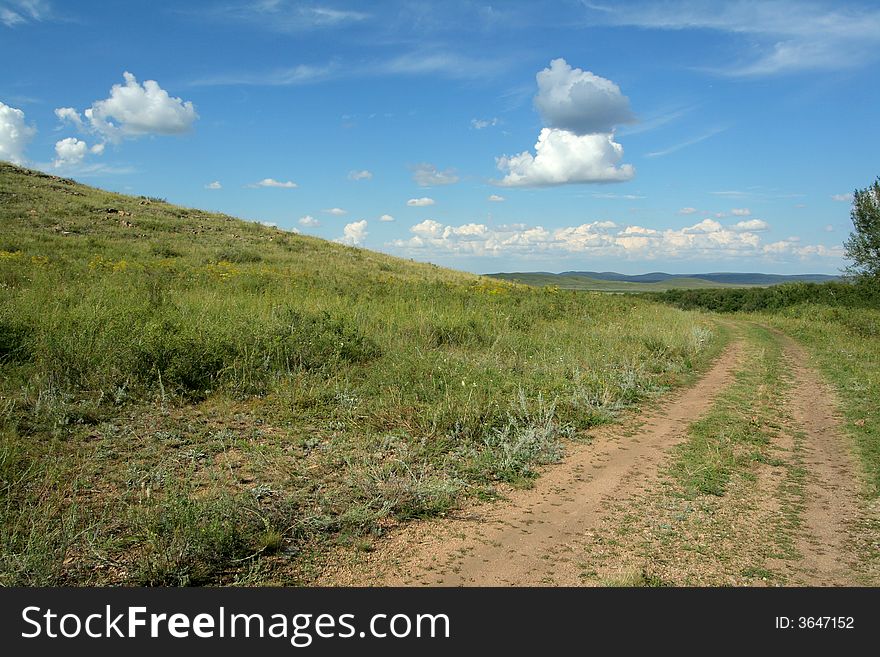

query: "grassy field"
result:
(653, 284), (880, 499)
(487, 272), (753, 292)
(0, 162), (721, 585)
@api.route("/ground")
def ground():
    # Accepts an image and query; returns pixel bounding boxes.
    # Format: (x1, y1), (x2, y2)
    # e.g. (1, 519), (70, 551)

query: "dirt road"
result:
(326, 339), (743, 585)
(323, 325), (873, 586)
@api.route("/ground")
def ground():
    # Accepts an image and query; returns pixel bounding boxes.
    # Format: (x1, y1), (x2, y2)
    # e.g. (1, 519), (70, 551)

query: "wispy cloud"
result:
(200, 1), (368, 33)
(581, 0), (880, 76)
(592, 192), (645, 200)
(645, 127), (726, 158)
(1, 0), (51, 28)
(411, 163), (458, 187)
(249, 177), (297, 188)
(471, 117), (500, 130)
(191, 63), (337, 87)
(348, 169), (372, 181)
(617, 105), (695, 136)
(191, 50), (508, 87)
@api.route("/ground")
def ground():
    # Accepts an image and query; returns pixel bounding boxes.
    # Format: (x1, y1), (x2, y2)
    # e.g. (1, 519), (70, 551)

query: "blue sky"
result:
(2, 0), (879, 274)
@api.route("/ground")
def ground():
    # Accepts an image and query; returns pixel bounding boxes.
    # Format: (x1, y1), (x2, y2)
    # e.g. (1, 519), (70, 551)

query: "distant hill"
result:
(487, 271), (841, 292)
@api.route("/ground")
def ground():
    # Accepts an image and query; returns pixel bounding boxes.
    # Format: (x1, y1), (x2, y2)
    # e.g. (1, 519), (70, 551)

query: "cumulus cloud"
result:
(731, 207), (751, 216)
(348, 169), (372, 180)
(336, 219), (368, 246)
(390, 216), (838, 263)
(379, 214), (395, 222)
(407, 197), (435, 207)
(412, 163), (459, 186)
(55, 107), (84, 130)
(488, 194), (505, 202)
(205, 181), (222, 190)
(0, 101), (36, 165)
(494, 59), (635, 187)
(53, 137), (88, 167)
(732, 219), (768, 232)
(299, 215), (320, 227)
(831, 193), (853, 202)
(678, 207), (698, 215)
(534, 58), (635, 135)
(58, 72), (198, 143)
(495, 128), (634, 187)
(323, 207), (347, 215)
(251, 178), (297, 188)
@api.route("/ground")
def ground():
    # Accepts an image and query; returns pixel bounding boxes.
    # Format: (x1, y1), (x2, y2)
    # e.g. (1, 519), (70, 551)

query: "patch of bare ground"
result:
(582, 327), (876, 587)
(320, 339), (744, 586)
(777, 333), (877, 585)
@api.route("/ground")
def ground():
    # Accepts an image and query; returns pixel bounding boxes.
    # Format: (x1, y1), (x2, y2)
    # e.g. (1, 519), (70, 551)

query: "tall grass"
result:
(0, 162), (720, 584)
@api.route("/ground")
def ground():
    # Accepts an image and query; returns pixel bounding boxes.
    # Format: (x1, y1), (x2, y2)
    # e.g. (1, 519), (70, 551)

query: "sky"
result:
(2, 0), (879, 275)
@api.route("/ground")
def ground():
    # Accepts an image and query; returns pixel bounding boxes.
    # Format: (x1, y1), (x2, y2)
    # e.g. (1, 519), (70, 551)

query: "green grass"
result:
(0, 162), (721, 585)
(671, 323), (786, 497)
(759, 304), (880, 497)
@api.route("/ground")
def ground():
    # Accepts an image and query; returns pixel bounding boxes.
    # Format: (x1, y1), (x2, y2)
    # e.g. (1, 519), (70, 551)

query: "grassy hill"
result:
(0, 162), (720, 585)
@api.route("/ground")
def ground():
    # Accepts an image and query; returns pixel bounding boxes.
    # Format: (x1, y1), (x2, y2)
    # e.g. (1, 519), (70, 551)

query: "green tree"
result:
(844, 177), (880, 280)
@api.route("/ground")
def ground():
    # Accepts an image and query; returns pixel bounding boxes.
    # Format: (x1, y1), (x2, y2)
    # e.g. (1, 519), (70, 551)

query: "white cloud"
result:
(0, 101), (36, 165)
(488, 194), (505, 202)
(831, 193), (853, 202)
(471, 117), (499, 130)
(412, 163), (459, 186)
(733, 219), (769, 231)
(251, 178), (297, 188)
(493, 59), (635, 187)
(534, 58), (635, 135)
(348, 169), (372, 181)
(323, 207), (348, 215)
(205, 181), (222, 190)
(645, 127), (725, 158)
(192, 63), (337, 87)
(495, 128), (634, 187)
(407, 197), (435, 207)
(1, 0), (50, 27)
(583, 1), (880, 76)
(379, 214), (395, 222)
(90, 143), (104, 155)
(592, 192), (645, 200)
(390, 216), (839, 263)
(731, 207), (751, 216)
(55, 107), (84, 129)
(53, 137), (88, 167)
(824, 224), (834, 232)
(335, 219), (368, 246)
(1, 7), (24, 25)
(299, 215), (320, 227)
(63, 72), (198, 143)
(678, 207), (698, 215)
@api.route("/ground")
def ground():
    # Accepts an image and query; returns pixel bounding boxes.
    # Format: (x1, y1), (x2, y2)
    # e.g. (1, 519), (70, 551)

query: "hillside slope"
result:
(0, 162), (720, 585)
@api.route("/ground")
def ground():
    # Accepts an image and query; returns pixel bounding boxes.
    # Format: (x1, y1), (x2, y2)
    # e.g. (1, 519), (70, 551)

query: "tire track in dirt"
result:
(778, 332), (867, 585)
(324, 339), (743, 586)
